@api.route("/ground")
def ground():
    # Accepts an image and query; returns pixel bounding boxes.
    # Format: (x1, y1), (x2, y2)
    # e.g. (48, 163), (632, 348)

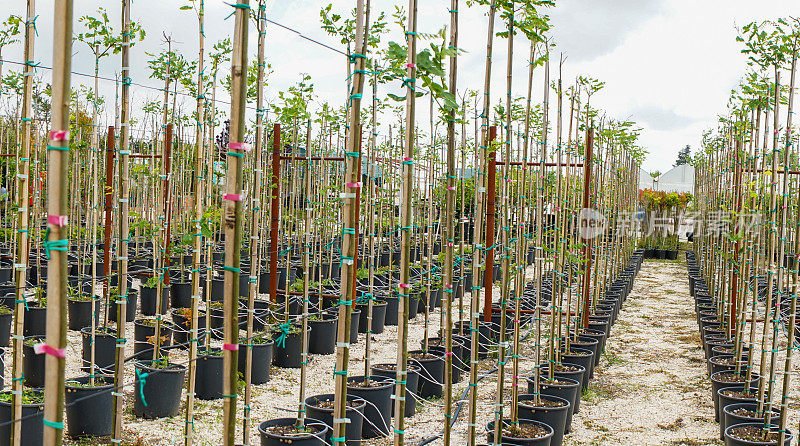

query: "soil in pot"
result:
(369, 363), (420, 418)
(486, 419), (554, 446)
(0, 389), (44, 446)
(347, 376), (393, 439)
(517, 394), (571, 446)
(65, 376), (113, 438)
(409, 350), (444, 399)
(237, 333), (274, 384)
(724, 422), (792, 446)
(133, 359), (187, 419)
(195, 349), (224, 400)
(305, 394), (366, 446)
(257, 417), (328, 446)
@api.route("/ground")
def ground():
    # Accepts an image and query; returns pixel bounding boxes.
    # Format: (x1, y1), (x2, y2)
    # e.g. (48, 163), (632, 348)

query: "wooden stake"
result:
(222, 2), (249, 444)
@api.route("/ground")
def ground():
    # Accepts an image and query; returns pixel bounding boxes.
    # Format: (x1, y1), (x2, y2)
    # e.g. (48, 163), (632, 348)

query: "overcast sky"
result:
(0, 0), (797, 172)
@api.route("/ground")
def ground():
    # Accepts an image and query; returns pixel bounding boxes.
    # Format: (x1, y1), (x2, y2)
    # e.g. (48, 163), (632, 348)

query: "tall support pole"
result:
(112, 0), (132, 440)
(392, 1), (417, 444)
(580, 127), (594, 329)
(10, 3), (35, 443)
(222, 2), (249, 444)
(243, 2), (266, 442)
(333, 1), (367, 445)
(42, 0), (74, 443)
(185, 1), (206, 444)
(152, 124), (172, 361)
(442, 1), (459, 444)
(103, 130), (115, 320)
(468, 2), (496, 441)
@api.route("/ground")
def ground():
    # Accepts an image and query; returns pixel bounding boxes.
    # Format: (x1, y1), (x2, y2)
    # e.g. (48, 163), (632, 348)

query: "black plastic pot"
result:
(308, 313), (337, 355)
(370, 363), (420, 418)
(22, 338), (45, 387)
(305, 394), (366, 446)
(539, 363), (586, 414)
(272, 326), (309, 368)
(133, 360), (187, 419)
(238, 340), (274, 384)
(23, 304), (47, 336)
(710, 371), (760, 422)
(533, 375), (580, 429)
(195, 350), (224, 400)
(107, 291), (138, 323)
(560, 348), (594, 390)
(65, 376), (113, 438)
(349, 309), (361, 345)
(383, 295), (399, 326)
(257, 417), (329, 446)
(356, 300), (387, 335)
(572, 337), (600, 375)
(486, 419), (554, 446)
(67, 298), (98, 330)
(576, 328), (607, 363)
(347, 376), (393, 439)
(0, 390), (43, 446)
(409, 349), (444, 399)
(80, 327), (116, 373)
(0, 313), (9, 347)
(724, 422), (792, 446)
(170, 281), (191, 309)
(140, 286), (169, 316)
(517, 394), (571, 446)
(721, 402), (778, 442)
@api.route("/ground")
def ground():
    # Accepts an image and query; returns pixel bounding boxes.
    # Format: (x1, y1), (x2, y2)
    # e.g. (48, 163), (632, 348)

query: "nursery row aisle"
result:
(565, 259), (719, 446)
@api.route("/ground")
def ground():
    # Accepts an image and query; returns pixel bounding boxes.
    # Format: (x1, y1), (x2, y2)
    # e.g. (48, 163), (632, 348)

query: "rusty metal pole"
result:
(581, 127), (594, 329)
(483, 126), (497, 323)
(269, 123), (281, 302)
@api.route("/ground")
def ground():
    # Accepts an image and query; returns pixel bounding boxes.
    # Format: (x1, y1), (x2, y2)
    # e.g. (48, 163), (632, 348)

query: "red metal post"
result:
(483, 126), (497, 323)
(269, 124), (281, 302)
(581, 128), (594, 329)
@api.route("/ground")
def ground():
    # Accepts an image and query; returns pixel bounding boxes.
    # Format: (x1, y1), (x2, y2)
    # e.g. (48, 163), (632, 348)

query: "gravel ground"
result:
(9, 255), (795, 445)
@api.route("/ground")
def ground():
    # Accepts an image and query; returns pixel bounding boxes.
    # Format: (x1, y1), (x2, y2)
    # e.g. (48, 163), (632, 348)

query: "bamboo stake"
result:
(221, 2), (249, 444)
(111, 0), (131, 440)
(10, 3), (35, 444)
(42, 0), (73, 443)
(332, 0), (366, 444)
(392, 0), (417, 443)
(184, 1), (206, 444)
(442, 2), (458, 443)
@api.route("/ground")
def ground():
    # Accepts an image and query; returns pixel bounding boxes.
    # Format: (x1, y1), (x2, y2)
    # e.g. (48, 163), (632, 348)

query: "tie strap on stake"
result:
(33, 342), (66, 359)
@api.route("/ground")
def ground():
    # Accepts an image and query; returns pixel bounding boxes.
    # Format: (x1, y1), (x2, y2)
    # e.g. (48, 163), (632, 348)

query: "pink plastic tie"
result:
(399, 283), (410, 289)
(345, 182), (362, 188)
(48, 215), (68, 227)
(49, 130), (70, 141)
(34, 343), (66, 359)
(229, 142), (251, 152)
(445, 284), (453, 289)
(223, 343), (239, 351)
(407, 63), (416, 68)
(223, 193), (242, 202)
(447, 186), (456, 191)
(444, 352), (454, 357)
(403, 157), (413, 162)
